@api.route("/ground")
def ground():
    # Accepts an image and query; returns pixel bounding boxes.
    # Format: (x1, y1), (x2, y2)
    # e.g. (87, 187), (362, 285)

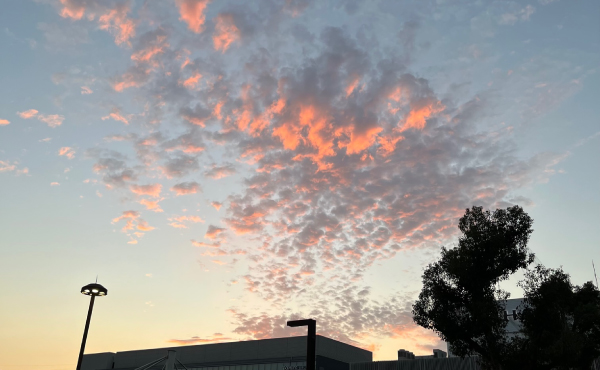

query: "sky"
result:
(0, 0), (599, 369)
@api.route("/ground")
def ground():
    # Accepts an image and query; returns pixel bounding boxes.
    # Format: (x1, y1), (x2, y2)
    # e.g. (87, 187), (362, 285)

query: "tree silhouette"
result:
(412, 205), (535, 370)
(502, 265), (600, 369)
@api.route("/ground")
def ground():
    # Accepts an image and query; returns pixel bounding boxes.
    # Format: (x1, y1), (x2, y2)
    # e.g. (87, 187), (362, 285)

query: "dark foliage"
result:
(502, 266), (600, 370)
(412, 205), (534, 369)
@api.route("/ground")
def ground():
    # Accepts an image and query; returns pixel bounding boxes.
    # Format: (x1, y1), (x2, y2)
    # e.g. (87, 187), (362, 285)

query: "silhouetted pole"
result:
(76, 295), (96, 370)
(287, 319), (316, 370)
(165, 350), (177, 370)
(76, 282), (108, 370)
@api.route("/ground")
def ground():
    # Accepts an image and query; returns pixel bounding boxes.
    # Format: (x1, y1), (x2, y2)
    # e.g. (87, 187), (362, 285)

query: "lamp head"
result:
(81, 283), (108, 297)
(287, 319), (315, 327)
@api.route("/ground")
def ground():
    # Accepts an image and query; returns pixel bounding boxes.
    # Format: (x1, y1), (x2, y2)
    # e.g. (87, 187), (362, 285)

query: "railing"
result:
(351, 357), (481, 370)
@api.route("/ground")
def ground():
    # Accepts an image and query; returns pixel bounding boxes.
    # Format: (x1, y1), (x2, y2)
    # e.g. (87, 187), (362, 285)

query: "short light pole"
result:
(76, 282), (108, 370)
(287, 319), (316, 370)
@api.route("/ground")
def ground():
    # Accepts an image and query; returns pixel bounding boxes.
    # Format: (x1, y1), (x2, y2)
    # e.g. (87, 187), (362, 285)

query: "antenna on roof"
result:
(593, 261), (599, 289)
(96, 275), (98, 283)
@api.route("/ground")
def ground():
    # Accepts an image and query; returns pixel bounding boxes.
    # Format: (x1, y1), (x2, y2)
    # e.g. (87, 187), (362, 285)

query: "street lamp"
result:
(76, 282), (108, 370)
(287, 319), (316, 370)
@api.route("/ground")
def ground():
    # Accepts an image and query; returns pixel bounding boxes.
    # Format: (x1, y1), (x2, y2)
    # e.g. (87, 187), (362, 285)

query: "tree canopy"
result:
(412, 205), (600, 370)
(503, 266), (600, 369)
(412, 205), (534, 369)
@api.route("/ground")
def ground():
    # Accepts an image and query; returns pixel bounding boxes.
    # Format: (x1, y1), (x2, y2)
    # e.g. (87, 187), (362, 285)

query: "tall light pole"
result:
(76, 282), (108, 370)
(287, 319), (316, 370)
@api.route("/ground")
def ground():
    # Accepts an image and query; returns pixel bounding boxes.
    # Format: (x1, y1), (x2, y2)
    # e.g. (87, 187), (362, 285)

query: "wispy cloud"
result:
(168, 333), (233, 345)
(102, 109), (129, 124)
(0, 160), (29, 175)
(58, 147), (76, 159)
(17, 109), (63, 127)
(168, 215), (204, 228)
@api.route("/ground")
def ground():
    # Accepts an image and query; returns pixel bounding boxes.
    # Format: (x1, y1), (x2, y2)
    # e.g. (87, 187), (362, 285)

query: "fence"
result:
(353, 357), (600, 370)
(351, 358), (481, 370)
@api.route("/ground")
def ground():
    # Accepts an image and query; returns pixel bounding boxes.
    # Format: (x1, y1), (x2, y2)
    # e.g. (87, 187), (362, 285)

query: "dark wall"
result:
(317, 355), (349, 370)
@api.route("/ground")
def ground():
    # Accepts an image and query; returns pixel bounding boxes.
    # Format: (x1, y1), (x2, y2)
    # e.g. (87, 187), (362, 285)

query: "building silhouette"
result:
(82, 299), (531, 370)
(81, 336), (370, 370)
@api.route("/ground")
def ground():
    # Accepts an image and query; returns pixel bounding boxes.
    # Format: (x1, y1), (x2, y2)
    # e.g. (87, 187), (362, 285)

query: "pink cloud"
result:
(170, 181), (201, 196)
(211, 201), (222, 211)
(58, 147), (76, 159)
(137, 219), (155, 231)
(213, 13), (240, 52)
(112, 211), (154, 233)
(58, 0), (86, 20)
(204, 163), (236, 179)
(180, 71), (202, 89)
(81, 86), (93, 94)
(181, 113), (207, 127)
(56, 1), (136, 46)
(98, 3), (136, 46)
(176, 0), (211, 33)
(179, 215), (204, 223)
(102, 110), (129, 124)
(345, 74), (361, 97)
(131, 33), (169, 64)
(50, 182), (60, 186)
(204, 225), (226, 240)
(0, 119), (9, 125)
(139, 198), (164, 212)
(0, 160), (28, 175)
(131, 45), (165, 63)
(17, 109), (39, 119)
(0, 161), (15, 172)
(112, 210), (140, 223)
(130, 184), (162, 197)
(112, 71), (146, 92)
(37, 114), (64, 128)
(191, 240), (221, 248)
(168, 215), (203, 229)
(400, 99), (445, 132)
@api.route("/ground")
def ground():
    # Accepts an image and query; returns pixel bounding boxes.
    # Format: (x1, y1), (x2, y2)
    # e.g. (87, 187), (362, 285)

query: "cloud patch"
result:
(204, 163), (236, 179)
(176, 0), (211, 33)
(130, 183), (162, 197)
(58, 147), (76, 159)
(171, 181), (202, 195)
(17, 109), (64, 127)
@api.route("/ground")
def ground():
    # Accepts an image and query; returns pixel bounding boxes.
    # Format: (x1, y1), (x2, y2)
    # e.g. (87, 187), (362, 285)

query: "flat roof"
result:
(82, 335), (373, 370)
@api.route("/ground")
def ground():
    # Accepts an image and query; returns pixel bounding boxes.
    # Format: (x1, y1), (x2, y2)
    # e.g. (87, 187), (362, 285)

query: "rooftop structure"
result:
(81, 335), (372, 370)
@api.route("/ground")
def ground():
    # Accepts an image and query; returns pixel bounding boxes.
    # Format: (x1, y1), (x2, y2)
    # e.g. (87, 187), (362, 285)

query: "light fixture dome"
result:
(81, 283), (108, 296)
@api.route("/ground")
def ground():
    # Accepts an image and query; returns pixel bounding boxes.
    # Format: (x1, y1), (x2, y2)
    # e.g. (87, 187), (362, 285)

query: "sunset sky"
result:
(0, 0), (599, 369)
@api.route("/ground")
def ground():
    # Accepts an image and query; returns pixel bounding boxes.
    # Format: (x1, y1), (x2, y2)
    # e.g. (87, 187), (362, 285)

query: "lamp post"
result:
(76, 282), (108, 370)
(287, 319), (316, 370)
